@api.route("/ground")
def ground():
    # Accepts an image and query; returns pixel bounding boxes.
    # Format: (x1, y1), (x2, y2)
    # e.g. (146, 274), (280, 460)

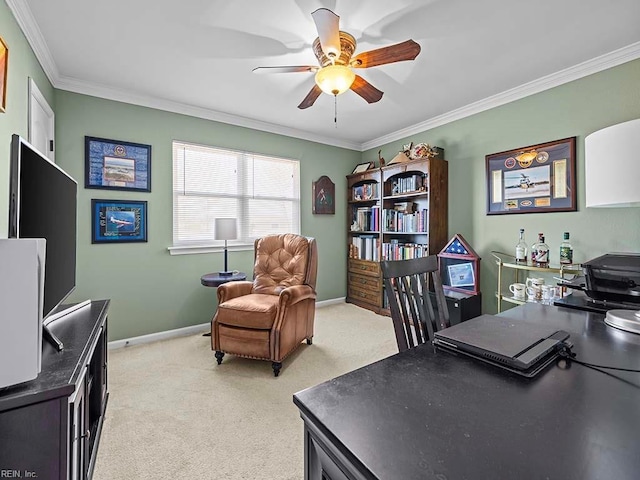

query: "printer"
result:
(558, 253), (640, 334)
(580, 253), (640, 305)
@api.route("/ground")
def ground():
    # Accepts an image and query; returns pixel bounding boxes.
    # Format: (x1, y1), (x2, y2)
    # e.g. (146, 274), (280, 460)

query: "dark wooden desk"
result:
(294, 303), (640, 480)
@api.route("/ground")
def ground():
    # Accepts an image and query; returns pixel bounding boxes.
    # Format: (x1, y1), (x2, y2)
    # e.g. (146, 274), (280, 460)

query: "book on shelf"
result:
(382, 208), (428, 233)
(393, 201), (417, 213)
(353, 183), (378, 201)
(352, 235), (379, 261)
(391, 174), (426, 195)
(354, 205), (379, 231)
(382, 241), (429, 261)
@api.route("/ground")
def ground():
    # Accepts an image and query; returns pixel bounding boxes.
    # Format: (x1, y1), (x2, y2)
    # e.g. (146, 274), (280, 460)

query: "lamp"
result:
(585, 118), (640, 208)
(315, 64), (355, 96)
(214, 218), (237, 276)
(585, 118), (640, 334)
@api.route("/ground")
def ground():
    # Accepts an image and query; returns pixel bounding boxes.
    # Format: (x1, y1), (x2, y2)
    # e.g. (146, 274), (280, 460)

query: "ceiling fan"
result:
(252, 8), (421, 109)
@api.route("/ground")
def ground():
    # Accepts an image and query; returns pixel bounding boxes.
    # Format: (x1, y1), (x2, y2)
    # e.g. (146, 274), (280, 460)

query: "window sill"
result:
(168, 244), (253, 256)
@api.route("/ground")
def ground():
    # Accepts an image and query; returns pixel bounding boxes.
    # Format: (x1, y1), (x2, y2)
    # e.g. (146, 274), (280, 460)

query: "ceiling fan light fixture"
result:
(315, 64), (355, 96)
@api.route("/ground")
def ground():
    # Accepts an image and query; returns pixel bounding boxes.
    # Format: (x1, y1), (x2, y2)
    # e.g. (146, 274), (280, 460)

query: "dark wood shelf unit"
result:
(346, 156), (448, 314)
(0, 299), (110, 480)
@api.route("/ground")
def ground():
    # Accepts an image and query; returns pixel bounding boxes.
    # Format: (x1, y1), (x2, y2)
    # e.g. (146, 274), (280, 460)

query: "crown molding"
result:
(362, 41), (640, 151)
(55, 75), (361, 150)
(5, 0), (59, 86)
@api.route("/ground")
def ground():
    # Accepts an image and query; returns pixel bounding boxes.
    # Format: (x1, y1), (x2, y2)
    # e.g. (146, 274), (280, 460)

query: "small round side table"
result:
(201, 271), (247, 287)
(201, 272), (247, 336)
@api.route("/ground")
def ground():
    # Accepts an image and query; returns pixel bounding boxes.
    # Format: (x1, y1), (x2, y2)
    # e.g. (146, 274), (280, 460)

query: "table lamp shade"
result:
(214, 218), (237, 240)
(585, 118), (640, 208)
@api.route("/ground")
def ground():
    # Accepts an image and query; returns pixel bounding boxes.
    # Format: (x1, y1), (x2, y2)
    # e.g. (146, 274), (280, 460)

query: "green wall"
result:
(0, 0), (55, 235)
(55, 91), (359, 340)
(4, 0), (640, 338)
(364, 59), (640, 313)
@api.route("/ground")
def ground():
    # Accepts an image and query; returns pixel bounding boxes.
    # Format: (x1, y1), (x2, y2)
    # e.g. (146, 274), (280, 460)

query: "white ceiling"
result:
(10, 0), (640, 150)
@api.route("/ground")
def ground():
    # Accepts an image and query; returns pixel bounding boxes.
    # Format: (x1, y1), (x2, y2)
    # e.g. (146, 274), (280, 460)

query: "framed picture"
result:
(447, 262), (475, 288)
(0, 36), (8, 113)
(351, 162), (374, 174)
(486, 137), (576, 215)
(91, 199), (148, 243)
(85, 136), (151, 192)
(312, 175), (335, 214)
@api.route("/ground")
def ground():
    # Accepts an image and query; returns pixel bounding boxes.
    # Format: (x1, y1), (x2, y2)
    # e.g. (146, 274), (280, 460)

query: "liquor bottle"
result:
(515, 229), (527, 264)
(535, 233), (549, 267)
(530, 235), (539, 266)
(559, 232), (573, 264)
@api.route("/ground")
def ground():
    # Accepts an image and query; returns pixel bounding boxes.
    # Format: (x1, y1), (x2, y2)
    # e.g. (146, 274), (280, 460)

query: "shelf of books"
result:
(345, 154), (448, 314)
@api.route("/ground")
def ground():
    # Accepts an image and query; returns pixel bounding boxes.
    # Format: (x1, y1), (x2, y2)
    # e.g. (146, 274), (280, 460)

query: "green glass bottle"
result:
(559, 232), (573, 265)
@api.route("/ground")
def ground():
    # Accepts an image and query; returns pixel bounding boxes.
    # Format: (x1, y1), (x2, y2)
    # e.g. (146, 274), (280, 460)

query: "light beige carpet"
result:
(93, 302), (397, 480)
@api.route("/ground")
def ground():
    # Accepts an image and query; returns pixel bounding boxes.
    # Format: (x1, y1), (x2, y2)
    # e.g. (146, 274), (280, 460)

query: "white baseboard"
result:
(316, 297), (346, 308)
(108, 297), (346, 349)
(108, 323), (210, 350)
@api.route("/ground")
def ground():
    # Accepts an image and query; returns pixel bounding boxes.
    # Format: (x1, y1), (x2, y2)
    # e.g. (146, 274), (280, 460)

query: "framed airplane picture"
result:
(91, 199), (148, 243)
(485, 137), (576, 215)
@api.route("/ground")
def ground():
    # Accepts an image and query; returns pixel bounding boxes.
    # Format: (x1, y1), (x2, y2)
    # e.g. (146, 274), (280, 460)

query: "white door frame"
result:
(28, 77), (55, 162)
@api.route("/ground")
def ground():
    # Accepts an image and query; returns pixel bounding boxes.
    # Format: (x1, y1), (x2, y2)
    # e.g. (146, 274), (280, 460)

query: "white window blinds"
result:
(172, 141), (300, 249)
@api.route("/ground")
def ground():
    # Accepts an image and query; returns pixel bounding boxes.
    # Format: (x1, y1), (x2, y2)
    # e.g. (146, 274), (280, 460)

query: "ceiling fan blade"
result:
(298, 84), (323, 109)
(252, 66), (318, 74)
(311, 8), (341, 59)
(350, 75), (384, 104)
(351, 39), (421, 68)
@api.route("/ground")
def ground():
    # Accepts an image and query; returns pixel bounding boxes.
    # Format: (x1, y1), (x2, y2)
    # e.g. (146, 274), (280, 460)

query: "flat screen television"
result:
(8, 134), (78, 350)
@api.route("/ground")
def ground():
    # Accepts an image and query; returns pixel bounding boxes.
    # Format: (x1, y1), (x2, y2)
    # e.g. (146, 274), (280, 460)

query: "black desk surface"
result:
(293, 303), (640, 480)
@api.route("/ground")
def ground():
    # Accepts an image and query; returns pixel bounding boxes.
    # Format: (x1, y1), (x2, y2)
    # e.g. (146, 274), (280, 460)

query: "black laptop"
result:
(432, 314), (570, 377)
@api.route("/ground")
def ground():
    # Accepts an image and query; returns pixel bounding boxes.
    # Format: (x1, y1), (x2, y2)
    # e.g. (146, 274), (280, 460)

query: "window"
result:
(171, 141), (300, 253)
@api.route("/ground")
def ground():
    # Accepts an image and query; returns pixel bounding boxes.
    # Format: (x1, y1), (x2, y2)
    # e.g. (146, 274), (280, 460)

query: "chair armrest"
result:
(278, 284), (316, 307)
(217, 281), (253, 303)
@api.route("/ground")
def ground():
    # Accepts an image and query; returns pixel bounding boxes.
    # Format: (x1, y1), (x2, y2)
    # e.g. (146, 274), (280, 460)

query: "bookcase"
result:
(346, 156), (448, 314)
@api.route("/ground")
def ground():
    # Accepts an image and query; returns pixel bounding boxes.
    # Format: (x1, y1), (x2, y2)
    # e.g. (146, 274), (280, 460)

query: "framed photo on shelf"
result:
(91, 199), (148, 244)
(485, 137), (576, 215)
(85, 136), (152, 192)
(0, 36), (8, 113)
(351, 162), (374, 174)
(312, 175), (335, 215)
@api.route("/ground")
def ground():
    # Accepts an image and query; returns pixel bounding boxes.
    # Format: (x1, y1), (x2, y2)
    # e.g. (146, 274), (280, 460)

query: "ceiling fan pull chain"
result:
(334, 94), (338, 127)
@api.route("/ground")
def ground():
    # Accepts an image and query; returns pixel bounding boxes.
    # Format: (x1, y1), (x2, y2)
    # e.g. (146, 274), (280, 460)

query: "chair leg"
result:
(272, 362), (282, 377)
(306, 337), (313, 345)
(214, 351), (225, 365)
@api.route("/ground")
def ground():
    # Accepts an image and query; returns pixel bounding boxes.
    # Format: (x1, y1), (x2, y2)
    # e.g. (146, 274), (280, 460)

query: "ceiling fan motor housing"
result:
(313, 32), (357, 67)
